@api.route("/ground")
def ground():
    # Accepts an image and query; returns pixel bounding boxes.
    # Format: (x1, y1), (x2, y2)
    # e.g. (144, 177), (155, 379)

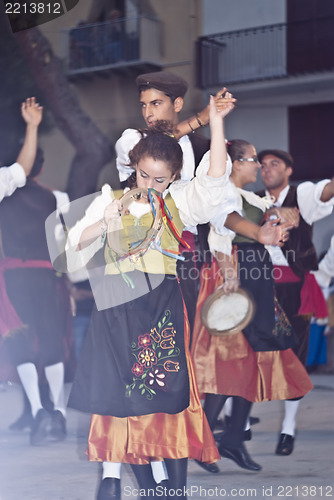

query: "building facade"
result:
(37, 0), (333, 253)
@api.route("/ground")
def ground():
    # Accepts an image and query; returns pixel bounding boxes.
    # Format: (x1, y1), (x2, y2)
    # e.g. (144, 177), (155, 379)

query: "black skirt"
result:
(68, 272), (190, 417)
(3, 268), (66, 367)
(236, 243), (297, 352)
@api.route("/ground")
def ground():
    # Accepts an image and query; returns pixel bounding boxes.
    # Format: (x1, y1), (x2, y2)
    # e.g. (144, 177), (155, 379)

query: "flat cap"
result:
(258, 149), (294, 167)
(136, 71), (188, 99)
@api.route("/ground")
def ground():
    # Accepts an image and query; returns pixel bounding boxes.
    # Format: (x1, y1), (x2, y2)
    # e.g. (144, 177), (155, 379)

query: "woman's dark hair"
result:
(227, 139), (252, 163)
(128, 121), (183, 181)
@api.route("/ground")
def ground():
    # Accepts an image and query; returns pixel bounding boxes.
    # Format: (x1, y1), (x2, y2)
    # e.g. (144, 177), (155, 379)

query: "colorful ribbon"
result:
(149, 189), (191, 250)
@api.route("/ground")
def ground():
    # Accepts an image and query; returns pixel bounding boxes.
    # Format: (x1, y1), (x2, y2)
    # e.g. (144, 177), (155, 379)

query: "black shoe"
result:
(218, 442), (262, 471)
(30, 409), (51, 446)
(9, 412), (34, 431)
(194, 460), (220, 473)
(214, 429), (252, 443)
(97, 478), (121, 500)
(275, 433), (294, 456)
(50, 410), (67, 441)
(249, 416), (260, 426)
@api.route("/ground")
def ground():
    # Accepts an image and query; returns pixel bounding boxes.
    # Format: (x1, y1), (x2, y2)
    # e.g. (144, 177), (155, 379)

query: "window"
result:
(289, 103), (334, 181)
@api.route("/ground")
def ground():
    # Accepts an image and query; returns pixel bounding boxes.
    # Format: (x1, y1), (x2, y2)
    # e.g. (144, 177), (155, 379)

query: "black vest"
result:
(257, 186), (318, 278)
(0, 179), (57, 261)
(188, 132), (210, 172)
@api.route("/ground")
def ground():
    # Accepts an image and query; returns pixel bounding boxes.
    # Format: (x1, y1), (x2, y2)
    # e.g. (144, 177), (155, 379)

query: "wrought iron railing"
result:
(61, 15), (162, 75)
(197, 16), (334, 88)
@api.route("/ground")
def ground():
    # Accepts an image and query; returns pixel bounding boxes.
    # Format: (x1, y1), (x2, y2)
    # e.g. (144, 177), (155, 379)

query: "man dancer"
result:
(258, 149), (334, 455)
(0, 99), (69, 446)
(0, 97), (42, 202)
(116, 71), (225, 339)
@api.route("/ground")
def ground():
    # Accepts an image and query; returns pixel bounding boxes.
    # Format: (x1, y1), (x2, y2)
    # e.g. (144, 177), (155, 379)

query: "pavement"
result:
(0, 374), (333, 500)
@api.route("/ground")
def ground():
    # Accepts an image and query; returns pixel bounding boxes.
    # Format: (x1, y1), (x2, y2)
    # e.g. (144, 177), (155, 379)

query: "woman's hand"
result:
(258, 218), (293, 247)
(218, 276), (240, 295)
(210, 90), (236, 121)
(21, 97), (43, 126)
(196, 87), (232, 126)
(215, 251), (239, 295)
(104, 199), (123, 224)
(266, 207), (300, 227)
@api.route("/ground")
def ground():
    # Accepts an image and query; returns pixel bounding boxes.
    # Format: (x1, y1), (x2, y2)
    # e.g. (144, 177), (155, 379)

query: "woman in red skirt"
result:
(191, 139), (313, 474)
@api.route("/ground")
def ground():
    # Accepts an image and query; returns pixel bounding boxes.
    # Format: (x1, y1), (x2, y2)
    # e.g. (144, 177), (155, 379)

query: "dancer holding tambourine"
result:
(65, 95), (238, 500)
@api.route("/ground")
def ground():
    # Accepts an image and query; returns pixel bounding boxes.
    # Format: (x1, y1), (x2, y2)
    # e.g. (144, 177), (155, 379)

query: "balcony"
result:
(197, 16), (334, 89)
(61, 15), (162, 79)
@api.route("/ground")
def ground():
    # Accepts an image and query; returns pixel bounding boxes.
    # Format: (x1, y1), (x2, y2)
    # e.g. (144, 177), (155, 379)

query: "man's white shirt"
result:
(0, 163), (26, 203)
(265, 180), (334, 267)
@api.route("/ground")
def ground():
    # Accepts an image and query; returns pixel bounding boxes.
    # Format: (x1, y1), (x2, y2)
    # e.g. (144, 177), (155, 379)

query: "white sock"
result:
(45, 362), (65, 416)
(16, 362), (43, 418)
(151, 461), (168, 483)
(224, 397), (232, 418)
(102, 462), (122, 479)
(281, 400), (300, 436)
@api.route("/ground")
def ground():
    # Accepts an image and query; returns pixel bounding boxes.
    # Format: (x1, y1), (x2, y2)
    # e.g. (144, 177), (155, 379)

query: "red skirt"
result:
(191, 261), (313, 402)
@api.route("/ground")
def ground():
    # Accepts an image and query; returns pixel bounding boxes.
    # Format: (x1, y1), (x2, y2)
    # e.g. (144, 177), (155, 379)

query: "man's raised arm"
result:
(17, 97), (43, 176)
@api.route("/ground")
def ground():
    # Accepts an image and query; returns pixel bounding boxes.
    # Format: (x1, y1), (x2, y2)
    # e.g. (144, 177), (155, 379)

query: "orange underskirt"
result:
(191, 261), (313, 402)
(87, 301), (220, 465)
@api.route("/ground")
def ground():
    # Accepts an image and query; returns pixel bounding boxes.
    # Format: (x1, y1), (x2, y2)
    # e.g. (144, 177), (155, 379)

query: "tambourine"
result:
(107, 188), (164, 259)
(201, 287), (255, 336)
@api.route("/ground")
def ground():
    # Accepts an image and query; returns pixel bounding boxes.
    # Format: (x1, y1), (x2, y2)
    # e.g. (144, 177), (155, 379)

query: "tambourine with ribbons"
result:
(107, 188), (190, 261)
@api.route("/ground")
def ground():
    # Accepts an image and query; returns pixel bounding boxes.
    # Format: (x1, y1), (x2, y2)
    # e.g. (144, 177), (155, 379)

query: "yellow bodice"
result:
(104, 191), (184, 276)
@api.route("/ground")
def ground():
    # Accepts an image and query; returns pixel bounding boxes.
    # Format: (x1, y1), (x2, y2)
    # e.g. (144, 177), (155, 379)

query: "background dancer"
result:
(258, 149), (334, 455)
(191, 139), (313, 473)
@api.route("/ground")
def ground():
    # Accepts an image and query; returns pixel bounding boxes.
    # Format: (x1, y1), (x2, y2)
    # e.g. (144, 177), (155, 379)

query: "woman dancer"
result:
(65, 95), (237, 500)
(191, 139), (313, 473)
